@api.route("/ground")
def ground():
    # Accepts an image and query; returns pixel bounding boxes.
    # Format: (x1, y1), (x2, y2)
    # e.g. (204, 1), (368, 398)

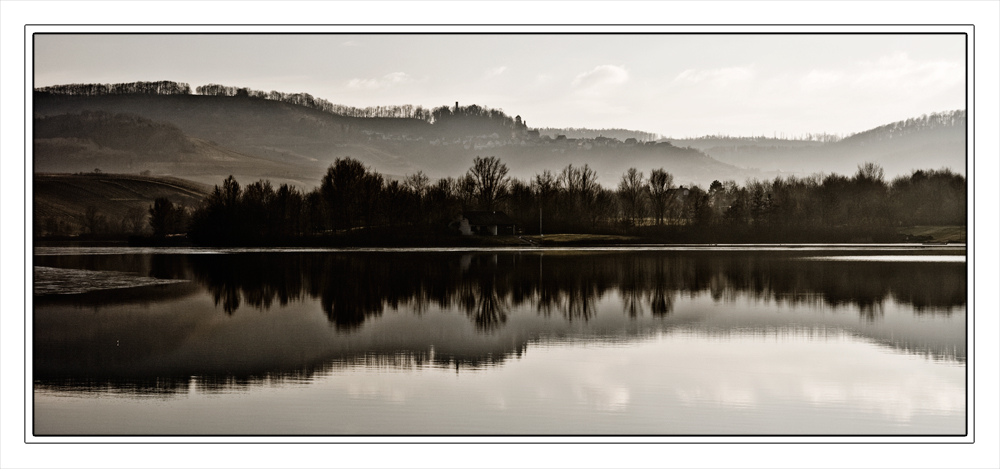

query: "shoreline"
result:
(32, 228), (967, 250)
(33, 243), (967, 256)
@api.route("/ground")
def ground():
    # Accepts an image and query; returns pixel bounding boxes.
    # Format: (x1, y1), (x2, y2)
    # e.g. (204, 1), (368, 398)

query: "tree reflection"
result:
(564, 287), (598, 322)
(320, 284), (384, 330)
(648, 260), (675, 316)
(190, 252), (305, 315)
(621, 262), (646, 318)
(463, 280), (509, 332)
(180, 250), (966, 331)
(649, 289), (675, 317)
(34, 250), (968, 393)
(215, 283), (241, 314)
(857, 301), (885, 323)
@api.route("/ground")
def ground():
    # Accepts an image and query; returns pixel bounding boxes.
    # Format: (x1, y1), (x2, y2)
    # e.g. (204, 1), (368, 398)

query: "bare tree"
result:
(618, 168), (647, 227)
(404, 171), (430, 198)
(855, 162), (885, 185)
(559, 164), (600, 224)
(852, 162), (889, 229)
(647, 168), (674, 225)
(532, 170), (558, 233)
(533, 170), (558, 200)
(457, 174), (477, 210)
(121, 206), (147, 235)
(80, 205), (107, 235)
(467, 156), (509, 211)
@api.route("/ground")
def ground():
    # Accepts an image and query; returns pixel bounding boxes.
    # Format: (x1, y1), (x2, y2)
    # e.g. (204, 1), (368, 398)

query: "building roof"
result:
(463, 211), (515, 226)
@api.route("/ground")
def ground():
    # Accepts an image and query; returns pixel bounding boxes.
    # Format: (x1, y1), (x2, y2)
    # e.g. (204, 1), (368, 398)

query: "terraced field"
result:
(33, 173), (211, 235)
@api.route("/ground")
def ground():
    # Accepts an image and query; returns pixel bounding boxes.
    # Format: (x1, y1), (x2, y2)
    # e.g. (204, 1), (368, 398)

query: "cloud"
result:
(484, 66), (507, 78)
(571, 65), (629, 93)
(347, 72), (413, 90)
(793, 52), (961, 98)
(673, 66), (754, 86)
(799, 69), (845, 91)
(852, 52), (962, 90)
(534, 73), (554, 85)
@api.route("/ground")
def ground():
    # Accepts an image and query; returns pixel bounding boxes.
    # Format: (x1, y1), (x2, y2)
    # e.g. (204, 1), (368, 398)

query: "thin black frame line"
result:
(24, 440), (976, 445)
(25, 25), (31, 445)
(28, 31), (972, 34)
(965, 27), (973, 441)
(24, 26), (975, 443)
(30, 433), (971, 438)
(20, 23), (978, 27)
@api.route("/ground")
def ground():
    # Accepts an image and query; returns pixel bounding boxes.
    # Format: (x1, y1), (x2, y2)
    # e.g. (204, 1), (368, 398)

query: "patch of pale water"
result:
(33, 266), (188, 295)
(800, 255), (965, 262)
(30, 249), (968, 436)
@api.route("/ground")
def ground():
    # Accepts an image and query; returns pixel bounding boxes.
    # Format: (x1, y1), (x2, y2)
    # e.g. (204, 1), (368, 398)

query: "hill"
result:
(33, 92), (761, 187)
(33, 93), (430, 176)
(668, 111), (966, 178)
(33, 110), (317, 188)
(33, 89), (964, 188)
(34, 173), (212, 236)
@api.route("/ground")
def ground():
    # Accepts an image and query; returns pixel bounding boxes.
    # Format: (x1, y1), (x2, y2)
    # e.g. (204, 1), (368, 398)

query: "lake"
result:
(32, 246), (967, 436)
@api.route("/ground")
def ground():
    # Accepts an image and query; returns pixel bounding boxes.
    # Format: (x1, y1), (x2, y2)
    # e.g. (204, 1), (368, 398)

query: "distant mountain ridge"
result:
(34, 92), (753, 187)
(33, 82), (965, 188)
(669, 110), (965, 178)
(840, 110), (964, 143)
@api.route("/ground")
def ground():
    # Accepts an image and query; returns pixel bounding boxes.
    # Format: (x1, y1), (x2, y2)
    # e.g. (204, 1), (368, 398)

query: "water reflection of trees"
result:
(35, 251), (967, 395)
(186, 251), (966, 331)
(461, 278), (508, 332)
(35, 347), (522, 397)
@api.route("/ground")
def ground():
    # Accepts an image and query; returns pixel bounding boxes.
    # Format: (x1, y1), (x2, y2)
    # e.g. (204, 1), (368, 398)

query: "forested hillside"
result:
(33, 82), (756, 187)
(670, 111), (965, 177)
(34, 81), (965, 190)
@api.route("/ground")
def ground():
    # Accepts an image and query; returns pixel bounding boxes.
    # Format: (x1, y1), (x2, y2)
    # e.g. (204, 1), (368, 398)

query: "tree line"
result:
(36, 82), (524, 133)
(35, 81), (192, 96)
(839, 110), (965, 145)
(195, 84), (519, 132)
(195, 84), (436, 121)
(178, 156), (965, 245)
(37, 156), (963, 244)
(536, 127), (661, 142)
(195, 85), (519, 129)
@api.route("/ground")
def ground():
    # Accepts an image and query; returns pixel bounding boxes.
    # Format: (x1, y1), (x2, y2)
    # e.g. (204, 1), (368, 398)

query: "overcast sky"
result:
(34, 34), (965, 138)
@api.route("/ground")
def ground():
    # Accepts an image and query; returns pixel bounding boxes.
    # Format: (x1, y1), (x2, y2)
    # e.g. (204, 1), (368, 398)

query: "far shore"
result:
(32, 225), (966, 250)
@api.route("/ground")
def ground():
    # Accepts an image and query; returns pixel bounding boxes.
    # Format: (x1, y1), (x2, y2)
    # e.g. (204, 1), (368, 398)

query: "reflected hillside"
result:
(34, 250), (966, 394)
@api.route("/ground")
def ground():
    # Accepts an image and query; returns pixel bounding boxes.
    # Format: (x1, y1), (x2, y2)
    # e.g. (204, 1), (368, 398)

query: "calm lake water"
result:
(32, 246), (967, 436)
